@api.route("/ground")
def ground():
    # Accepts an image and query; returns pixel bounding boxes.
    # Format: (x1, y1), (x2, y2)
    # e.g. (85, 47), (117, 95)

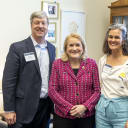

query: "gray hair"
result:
(108, 24), (127, 40)
(30, 11), (49, 25)
(103, 23), (128, 55)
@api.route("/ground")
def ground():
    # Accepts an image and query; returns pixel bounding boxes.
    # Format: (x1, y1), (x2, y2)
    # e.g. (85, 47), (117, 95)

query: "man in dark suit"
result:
(2, 11), (55, 128)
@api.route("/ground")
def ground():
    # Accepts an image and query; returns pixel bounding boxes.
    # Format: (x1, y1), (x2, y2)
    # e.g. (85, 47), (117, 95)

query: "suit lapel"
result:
(47, 42), (53, 64)
(77, 60), (88, 78)
(25, 37), (41, 75)
(64, 60), (89, 80)
(64, 61), (77, 80)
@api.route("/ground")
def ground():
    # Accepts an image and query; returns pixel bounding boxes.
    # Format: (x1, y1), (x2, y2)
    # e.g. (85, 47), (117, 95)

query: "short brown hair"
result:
(61, 33), (87, 62)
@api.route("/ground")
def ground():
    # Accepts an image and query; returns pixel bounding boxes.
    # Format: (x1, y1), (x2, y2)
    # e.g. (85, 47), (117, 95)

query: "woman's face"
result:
(107, 29), (123, 52)
(66, 37), (83, 60)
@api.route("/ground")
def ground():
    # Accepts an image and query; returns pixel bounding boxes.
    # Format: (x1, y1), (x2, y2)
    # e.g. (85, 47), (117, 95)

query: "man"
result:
(2, 11), (55, 128)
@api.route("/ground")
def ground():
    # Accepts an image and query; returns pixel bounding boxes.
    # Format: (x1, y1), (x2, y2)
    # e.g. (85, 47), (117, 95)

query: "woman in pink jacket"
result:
(48, 33), (100, 128)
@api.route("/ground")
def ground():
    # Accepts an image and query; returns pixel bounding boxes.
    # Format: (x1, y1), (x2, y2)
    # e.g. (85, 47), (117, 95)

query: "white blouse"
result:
(99, 55), (128, 98)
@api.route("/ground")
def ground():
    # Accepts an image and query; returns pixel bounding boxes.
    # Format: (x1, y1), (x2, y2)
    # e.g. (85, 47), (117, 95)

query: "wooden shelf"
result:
(108, 0), (128, 24)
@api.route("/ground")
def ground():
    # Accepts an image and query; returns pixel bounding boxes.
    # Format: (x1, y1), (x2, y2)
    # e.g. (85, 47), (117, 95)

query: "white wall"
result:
(56, 0), (117, 62)
(0, 0), (41, 79)
(84, 0), (117, 62)
(85, 0), (113, 62)
(0, 0), (117, 80)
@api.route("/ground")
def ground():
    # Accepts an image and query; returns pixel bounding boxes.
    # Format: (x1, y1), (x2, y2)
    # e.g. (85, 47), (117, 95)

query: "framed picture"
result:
(46, 22), (56, 43)
(60, 10), (86, 52)
(41, 1), (59, 19)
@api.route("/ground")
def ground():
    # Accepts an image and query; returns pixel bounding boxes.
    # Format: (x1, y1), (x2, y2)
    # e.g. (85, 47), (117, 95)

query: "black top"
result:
(73, 69), (79, 76)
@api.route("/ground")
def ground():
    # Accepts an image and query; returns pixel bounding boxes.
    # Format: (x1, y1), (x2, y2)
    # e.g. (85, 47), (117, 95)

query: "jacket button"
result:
(76, 93), (79, 96)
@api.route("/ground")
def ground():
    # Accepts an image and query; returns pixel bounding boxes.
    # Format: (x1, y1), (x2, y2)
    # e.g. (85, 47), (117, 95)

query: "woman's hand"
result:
(125, 120), (128, 128)
(70, 105), (87, 118)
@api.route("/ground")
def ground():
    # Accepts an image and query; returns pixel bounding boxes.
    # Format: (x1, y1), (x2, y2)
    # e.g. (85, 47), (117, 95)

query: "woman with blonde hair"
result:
(48, 33), (100, 128)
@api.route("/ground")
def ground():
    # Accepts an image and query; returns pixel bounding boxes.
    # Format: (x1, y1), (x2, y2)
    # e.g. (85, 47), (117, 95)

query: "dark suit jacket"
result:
(2, 37), (55, 123)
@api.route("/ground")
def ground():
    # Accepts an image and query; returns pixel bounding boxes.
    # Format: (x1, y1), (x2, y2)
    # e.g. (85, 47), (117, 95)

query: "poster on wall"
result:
(61, 10), (86, 53)
(46, 22), (56, 43)
(41, 1), (59, 19)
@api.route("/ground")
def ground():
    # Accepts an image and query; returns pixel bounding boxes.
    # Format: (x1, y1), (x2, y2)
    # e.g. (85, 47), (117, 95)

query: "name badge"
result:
(103, 64), (112, 74)
(24, 52), (36, 62)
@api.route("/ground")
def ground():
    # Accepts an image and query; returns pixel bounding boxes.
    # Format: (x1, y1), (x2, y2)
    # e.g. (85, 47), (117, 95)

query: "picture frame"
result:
(60, 10), (86, 52)
(46, 22), (56, 43)
(41, 1), (59, 19)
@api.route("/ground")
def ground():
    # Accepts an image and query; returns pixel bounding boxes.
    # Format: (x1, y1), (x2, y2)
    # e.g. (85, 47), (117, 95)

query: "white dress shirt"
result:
(31, 35), (49, 98)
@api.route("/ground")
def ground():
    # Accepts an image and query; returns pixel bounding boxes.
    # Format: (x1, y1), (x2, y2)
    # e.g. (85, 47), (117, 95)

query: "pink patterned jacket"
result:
(48, 58), (100, 119)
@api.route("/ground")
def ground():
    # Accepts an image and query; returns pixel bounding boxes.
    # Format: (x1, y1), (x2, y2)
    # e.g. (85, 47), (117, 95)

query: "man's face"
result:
(31, 17), (48, 41)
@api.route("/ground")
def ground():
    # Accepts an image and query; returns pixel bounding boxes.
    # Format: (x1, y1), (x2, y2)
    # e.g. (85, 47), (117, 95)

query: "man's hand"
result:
(70, 105), (87, 118)
(4, 112), (16, 125)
